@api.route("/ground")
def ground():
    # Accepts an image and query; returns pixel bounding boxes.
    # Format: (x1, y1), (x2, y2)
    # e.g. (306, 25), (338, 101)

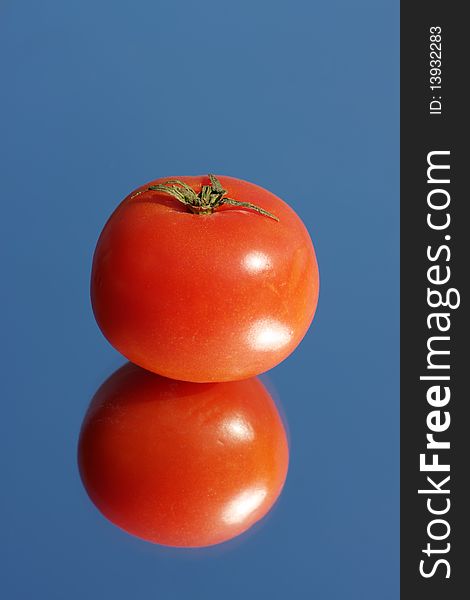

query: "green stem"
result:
(131, 174), (279, 222)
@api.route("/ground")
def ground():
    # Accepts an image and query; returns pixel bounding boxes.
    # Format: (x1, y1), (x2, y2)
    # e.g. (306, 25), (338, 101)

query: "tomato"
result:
(91, 175), (319, 382)
(77, 363), (289, 547)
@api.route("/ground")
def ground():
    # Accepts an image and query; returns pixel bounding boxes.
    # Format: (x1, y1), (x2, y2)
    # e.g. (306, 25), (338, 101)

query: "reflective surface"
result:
(1, 0), (399, 598)
(78, 364), (289, 547)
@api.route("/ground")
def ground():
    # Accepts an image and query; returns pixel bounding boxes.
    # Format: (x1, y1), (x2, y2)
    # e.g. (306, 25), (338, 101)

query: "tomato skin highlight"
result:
(77, 363), (289, 548)
(91, 175), (319, 382)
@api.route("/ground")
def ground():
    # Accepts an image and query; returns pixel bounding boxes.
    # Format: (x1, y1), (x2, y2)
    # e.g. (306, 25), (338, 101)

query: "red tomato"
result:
(91, 175), (319, 382)
(78, 363), (289, 547)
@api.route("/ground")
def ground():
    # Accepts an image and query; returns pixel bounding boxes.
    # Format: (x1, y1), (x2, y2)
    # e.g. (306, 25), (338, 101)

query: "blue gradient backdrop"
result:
(1, 1), (399, 598)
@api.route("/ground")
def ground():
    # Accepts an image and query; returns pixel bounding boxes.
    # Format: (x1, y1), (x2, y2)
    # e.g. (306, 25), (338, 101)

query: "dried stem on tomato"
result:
(131, 174), (279, 221)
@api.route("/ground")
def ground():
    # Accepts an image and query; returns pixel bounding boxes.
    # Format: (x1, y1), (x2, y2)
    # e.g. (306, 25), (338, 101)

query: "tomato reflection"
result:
(78, 363), (289, 548)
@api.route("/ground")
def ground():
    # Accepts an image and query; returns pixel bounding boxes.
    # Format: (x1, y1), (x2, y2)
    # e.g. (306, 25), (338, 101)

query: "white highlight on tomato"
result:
(220, 415), (255, 443)
(243, 251), (272, 273)
(222, 488), (268, 525)
(249, 319), (292, 351)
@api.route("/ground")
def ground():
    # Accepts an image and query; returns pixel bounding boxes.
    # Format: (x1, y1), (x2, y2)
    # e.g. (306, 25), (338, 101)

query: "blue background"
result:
(1, 1), (399, 598)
